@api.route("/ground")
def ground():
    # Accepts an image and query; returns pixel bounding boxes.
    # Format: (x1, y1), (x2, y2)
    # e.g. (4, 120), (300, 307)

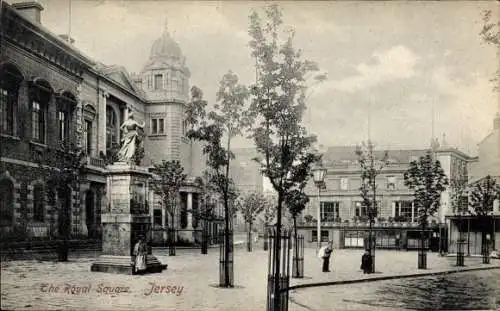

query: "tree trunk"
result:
(294, 216), (299, 277)
(247, 222), (253, 252)
(223, 134), (232, 287)
(273, 193), (283, 311)
(57, 188), (70, 262)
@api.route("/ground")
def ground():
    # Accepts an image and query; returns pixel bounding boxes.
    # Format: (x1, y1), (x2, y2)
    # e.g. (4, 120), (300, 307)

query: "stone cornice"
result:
(2, 2), (94, 76)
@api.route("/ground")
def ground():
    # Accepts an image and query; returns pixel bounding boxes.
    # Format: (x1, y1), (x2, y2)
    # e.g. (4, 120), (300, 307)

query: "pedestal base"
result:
(91, 255), (166, 274)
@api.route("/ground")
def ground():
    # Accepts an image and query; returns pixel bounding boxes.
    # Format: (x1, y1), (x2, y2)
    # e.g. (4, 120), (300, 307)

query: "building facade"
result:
(299, 142), (475, 250)
(0, 1), (219, 245)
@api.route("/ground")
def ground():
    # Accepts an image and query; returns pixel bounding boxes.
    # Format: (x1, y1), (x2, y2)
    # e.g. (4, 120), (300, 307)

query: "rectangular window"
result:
(395, 201), (414, 221)
(153, 209), (162, 226)
(151, 118), (165, 135)
(159, 118), (164, 133)
(32, 101), (45, 143)
(312, 230), (317, 242)
(321, 202), (340, 221)
(340, 178), (349, 190)
(57, 111), (67, 142)
(354, 201), (368, 217)
(321, 230), (329, 242)
(154, 74), (163, 90)
(84, 120), (92, 155)
(151, 119), (158, 134)
(0, 87), (14, 135)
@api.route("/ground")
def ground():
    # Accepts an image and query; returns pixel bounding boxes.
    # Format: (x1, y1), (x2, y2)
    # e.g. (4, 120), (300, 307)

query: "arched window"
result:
(106, 105), (117, 149)
(0, 178), (14, 226)
(30, 79), (53, 144)
(56, 91), (77, 144)
(0, 63), (23, 136)
(33, 183), (45, 222)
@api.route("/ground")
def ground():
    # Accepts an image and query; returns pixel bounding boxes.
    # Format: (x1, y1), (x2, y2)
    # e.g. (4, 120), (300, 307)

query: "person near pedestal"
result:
(133, 236), (147, 275)
(361, 250), (372, 274)
(319, 241), (333, 272)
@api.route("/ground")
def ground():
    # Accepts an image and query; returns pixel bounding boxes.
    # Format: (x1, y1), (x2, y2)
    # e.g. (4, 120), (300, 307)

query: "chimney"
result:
(58, 34), (75, 45)
(11, 1), (44, 24)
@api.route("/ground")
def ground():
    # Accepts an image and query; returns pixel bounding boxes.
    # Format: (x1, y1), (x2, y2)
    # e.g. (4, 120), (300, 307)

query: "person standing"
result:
(133, 236), (147, 275)
(320, 241), (333, 272)
(361, 250), (373, 274)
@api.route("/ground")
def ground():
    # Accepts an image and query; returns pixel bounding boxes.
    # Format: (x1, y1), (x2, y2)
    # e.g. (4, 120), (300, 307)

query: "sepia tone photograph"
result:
(0, 0), (499, 310)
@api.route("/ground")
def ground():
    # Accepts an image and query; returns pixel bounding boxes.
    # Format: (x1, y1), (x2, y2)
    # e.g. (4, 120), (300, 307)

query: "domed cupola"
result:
(149, 29), (183, 60)
(140, 19), (190, 102)
(142, 20), (189, 73)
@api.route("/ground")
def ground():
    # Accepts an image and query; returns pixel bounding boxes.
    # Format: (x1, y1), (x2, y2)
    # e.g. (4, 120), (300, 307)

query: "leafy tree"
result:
(355, 140), (388, 273)
(196, 172), (221, 223)
(260, 194), (277, 230)
(236, 192), (266, 251)
(247, 5), (320, 306)
(450, 176), (469, 241)
(150, 160), (187, 249)
(195, 172), (221, 252)
(186, 71), (248, 287)
(285, 188), (309, 276)
(404, 151), (448, 269)
(468, 175), (500, 255)
(285, 189), (308, 239)
(480, 10), (500, 91)
(37, 141), (87, 262)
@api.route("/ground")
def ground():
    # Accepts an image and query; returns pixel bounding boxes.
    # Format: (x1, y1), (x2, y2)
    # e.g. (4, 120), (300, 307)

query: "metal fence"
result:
(267, 228), (291, 311)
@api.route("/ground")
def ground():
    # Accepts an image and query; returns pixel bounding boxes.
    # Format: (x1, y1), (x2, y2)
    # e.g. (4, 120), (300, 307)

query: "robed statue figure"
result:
(117, 112), (145, 163)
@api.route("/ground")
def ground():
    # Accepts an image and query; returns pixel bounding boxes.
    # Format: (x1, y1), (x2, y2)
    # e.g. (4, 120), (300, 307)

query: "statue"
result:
(117, 112), (145, 164)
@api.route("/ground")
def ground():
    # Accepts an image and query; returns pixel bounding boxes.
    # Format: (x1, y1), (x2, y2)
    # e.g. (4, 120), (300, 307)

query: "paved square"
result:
(1, 246), (499, 311)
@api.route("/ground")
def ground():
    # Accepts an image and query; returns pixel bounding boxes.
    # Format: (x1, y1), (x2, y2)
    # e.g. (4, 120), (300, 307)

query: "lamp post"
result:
(312, 165), (327, 249)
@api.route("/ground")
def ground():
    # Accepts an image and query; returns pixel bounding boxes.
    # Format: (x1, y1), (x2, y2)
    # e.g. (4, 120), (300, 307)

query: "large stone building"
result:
(300, 140), (475, 250)
(0, 1), (218, 244)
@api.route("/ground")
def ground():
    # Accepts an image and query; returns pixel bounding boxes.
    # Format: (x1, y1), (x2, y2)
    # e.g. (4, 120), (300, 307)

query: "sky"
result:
(27, 0), (499, 155)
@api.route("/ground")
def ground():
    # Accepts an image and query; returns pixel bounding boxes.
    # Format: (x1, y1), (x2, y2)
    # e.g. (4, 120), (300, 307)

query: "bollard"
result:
(456, 239), (465, 266)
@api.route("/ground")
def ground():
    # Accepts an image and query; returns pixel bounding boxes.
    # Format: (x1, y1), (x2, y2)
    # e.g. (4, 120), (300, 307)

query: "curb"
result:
(152, 241), (246, 250)
(285, 265), (500, 292)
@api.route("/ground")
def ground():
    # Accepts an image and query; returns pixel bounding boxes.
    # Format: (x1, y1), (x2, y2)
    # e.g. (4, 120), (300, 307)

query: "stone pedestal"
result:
(91, 162), (165, 274)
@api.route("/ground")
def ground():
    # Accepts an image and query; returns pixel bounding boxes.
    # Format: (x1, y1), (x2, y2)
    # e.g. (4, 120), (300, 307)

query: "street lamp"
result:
(312, 165), (327, 249)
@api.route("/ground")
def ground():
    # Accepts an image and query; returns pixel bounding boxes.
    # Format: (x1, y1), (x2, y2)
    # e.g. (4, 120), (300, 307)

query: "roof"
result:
(322, 146), (429, 165)
(96, 64), (143, 96)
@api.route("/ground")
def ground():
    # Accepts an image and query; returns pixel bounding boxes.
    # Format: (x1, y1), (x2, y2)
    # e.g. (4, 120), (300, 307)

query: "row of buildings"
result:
(299, 116), (500, 254)
(0, 0), (227, 244)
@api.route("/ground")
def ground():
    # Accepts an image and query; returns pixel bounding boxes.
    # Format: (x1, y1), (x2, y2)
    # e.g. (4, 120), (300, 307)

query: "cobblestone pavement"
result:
(2, 246), (499, 311)
(288, 249), (500, 311)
